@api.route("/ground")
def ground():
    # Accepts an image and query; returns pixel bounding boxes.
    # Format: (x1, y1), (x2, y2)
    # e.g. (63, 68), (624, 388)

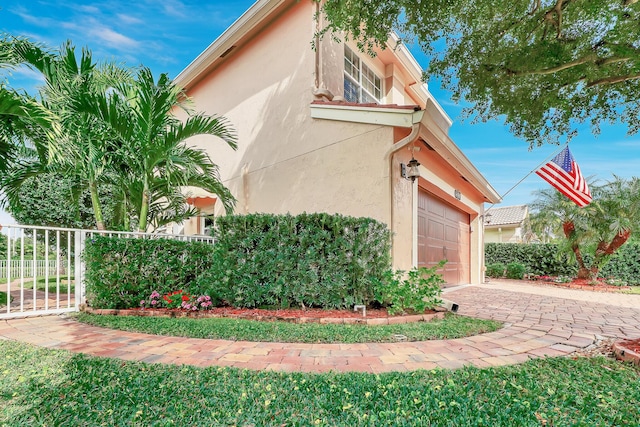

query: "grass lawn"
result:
(0, 276), (74, 294)
(0, 340), (638, 426)
(624, 286), (640, 295)
(76, 312), (502, 343)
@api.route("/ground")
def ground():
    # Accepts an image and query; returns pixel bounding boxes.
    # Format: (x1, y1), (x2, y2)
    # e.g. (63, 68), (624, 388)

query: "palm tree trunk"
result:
(89, 180), (105, 230)
(138, 183), (149, 233)
(562, 221), (591, 278)
(590, 230), (631, 278)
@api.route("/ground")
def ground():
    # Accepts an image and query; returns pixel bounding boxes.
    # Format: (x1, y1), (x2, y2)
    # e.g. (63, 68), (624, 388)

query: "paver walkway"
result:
(1, 281), (639, 373)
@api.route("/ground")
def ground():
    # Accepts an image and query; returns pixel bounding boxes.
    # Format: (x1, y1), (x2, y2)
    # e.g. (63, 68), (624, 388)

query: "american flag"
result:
(535, 146), (592, 207)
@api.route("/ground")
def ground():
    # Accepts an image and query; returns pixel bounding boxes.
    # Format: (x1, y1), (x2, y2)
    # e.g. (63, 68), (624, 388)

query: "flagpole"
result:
(485, 143), (569, 214)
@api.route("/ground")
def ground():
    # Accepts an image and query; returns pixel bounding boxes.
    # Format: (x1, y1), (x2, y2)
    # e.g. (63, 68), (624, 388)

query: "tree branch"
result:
(506, 53), (632, 77)
(529, 0), (542, 15)
(506, 54), (597, 76)
(587, 72), (640, 87)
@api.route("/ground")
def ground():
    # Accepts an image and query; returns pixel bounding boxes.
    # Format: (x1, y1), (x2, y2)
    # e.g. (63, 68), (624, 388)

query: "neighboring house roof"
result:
(485, 205), (528, 226)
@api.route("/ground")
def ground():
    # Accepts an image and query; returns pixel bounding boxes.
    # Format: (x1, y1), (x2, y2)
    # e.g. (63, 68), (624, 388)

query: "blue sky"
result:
(1, 0), (639, 222)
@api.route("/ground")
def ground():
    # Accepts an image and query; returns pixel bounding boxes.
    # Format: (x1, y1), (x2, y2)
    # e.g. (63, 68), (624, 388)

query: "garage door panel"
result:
(428, 220), (444, 240)
(428, 200), (445, 218)
(444, 225), (459, 244)
(417, 189), (470, 286)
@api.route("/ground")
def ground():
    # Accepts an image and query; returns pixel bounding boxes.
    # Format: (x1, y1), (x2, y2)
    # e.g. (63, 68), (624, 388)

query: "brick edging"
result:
(613, 340), (640, 366)
(83, 307), (446, 325)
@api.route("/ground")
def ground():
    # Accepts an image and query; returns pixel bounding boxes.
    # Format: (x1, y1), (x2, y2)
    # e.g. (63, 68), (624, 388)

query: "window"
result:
(344, 46), (382, 103)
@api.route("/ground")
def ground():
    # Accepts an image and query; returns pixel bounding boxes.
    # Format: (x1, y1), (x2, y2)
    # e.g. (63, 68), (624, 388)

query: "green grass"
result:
(1, 340), (638, 426)
(0, 275), (74, 294)
(0, 291), (7, 306)
(76, 312), (502, 343)
(624, 286), (640, 295)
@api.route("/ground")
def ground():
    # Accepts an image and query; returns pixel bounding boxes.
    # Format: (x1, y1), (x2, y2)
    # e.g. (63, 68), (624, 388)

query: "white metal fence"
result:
(0, 224), (214, 319)
(0, 260), (60, 278)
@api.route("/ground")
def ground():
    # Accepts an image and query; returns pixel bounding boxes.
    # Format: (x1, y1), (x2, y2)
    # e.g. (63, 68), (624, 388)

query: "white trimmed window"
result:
(344, 46), (382, 103)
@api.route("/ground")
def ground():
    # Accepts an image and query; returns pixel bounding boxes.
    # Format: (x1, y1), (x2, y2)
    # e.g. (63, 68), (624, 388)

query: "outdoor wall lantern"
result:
(401, 157), (421, 182)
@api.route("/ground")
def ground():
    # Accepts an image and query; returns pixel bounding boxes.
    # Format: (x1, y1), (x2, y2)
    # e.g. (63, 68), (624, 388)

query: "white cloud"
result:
(117, 13), (143, 25)
(90, 26), (139, 50)
(11, 6), (54, 27)
(78, 5), (101, 15)
(162, 0), (188, 18)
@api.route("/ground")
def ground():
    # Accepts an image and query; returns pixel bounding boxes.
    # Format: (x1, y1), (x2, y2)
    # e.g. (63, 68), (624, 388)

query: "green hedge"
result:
(84, 237), (216, 309)
(198, 213), (392, 309)
(599, 242), (640, 285)
(485, 242), (640, 284)
(485, 243), (577, 277)
(84, 213), (393, 310)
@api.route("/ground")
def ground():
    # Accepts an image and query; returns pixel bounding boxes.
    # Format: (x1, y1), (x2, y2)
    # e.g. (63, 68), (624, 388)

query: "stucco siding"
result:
(182, 1), (392, 222)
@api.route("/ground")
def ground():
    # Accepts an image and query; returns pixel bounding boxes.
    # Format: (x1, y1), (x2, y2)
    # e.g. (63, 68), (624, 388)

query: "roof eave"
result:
(310, 102), (501, 203)
(175, 0), (287, 90)
(310, 103), (425, 127)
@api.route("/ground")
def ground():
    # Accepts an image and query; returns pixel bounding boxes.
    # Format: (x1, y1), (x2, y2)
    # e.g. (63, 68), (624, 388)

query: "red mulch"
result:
(494, 277), (631, 293)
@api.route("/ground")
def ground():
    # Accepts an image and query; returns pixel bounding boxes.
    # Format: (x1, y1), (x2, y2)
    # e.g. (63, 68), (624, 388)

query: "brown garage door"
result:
(417, 189), (470, 285)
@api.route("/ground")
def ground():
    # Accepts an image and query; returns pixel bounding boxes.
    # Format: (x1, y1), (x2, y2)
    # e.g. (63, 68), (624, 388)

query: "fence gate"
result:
(0, 224), (214, 319)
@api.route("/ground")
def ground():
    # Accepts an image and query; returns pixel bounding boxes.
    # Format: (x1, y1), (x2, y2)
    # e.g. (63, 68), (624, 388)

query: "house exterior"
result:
(174, 0), (501, 285)
(484, 205), (529, 243)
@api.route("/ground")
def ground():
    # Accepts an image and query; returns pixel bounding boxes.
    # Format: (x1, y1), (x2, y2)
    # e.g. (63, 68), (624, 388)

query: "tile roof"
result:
(310, 100), (421, 111)
(485, 205), (528, 226)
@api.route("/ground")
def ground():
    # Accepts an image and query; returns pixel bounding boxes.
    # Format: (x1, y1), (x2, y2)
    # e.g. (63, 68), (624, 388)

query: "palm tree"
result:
(78, 66), (237, 232)
(530, 186), (592, 277)
(0, 36), (54, 172)
(530, 176), (640, 279)
(4, 37), (130, 230)
(588, 176), (640, 275)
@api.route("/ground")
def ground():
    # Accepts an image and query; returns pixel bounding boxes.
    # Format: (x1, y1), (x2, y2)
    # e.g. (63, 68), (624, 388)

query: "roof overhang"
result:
(182, 186), (217, 208)
(175, 0), (288, 90)
(310, 102), (502, 204)
(311, 102), (424, 127)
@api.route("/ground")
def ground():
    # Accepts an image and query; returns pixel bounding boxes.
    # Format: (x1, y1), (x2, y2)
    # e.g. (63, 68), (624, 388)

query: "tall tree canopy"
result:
(319, 0), (640, 146)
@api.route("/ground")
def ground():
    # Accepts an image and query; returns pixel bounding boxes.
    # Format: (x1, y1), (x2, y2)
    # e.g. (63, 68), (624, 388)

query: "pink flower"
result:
(140, 300), (146, 306)
(151, 300), (157, 305)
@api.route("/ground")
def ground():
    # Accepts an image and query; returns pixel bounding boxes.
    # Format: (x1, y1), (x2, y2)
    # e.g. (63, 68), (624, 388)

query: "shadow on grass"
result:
(1, 340), (639, 426)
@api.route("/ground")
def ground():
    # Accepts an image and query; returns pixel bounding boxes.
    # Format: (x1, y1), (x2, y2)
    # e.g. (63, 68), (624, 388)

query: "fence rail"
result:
(0, 260), (63, 278)
(0, 224), (213, 319)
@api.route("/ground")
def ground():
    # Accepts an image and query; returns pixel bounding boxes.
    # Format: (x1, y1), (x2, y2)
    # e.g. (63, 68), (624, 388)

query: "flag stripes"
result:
(535, 147), (592, 207)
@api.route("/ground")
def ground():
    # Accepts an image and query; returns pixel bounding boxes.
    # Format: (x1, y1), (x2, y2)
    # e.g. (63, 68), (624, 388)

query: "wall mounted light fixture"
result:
(400, 157), (421, 182)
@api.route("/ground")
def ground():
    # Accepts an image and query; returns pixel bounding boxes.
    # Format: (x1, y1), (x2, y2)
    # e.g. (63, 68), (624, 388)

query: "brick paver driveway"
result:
(1, 281), (639, 373)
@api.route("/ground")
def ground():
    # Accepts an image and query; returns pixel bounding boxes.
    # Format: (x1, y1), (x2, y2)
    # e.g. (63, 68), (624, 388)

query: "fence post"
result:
(74, 230), (86, 309)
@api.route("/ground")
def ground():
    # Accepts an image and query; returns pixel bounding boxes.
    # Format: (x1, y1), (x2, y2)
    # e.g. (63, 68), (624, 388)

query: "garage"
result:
(417, 189), (470, 285)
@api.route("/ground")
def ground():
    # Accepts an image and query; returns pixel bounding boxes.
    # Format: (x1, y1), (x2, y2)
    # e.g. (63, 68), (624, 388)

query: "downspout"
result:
(314, 1), (320, 89)
(384, 112), (423, 267)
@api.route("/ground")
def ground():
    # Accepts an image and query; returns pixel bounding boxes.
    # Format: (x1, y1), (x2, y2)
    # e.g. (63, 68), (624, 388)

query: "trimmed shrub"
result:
(505, 262), (526, 280)
(599, 242), (640, 285)
(485, 243), (577, 277)
(486, 242), (640, 283)
(84, 236), (215, 309)
(486, 263), (506, 278)
(373, 263), (444, 315)
(197, 213), (392, 309)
